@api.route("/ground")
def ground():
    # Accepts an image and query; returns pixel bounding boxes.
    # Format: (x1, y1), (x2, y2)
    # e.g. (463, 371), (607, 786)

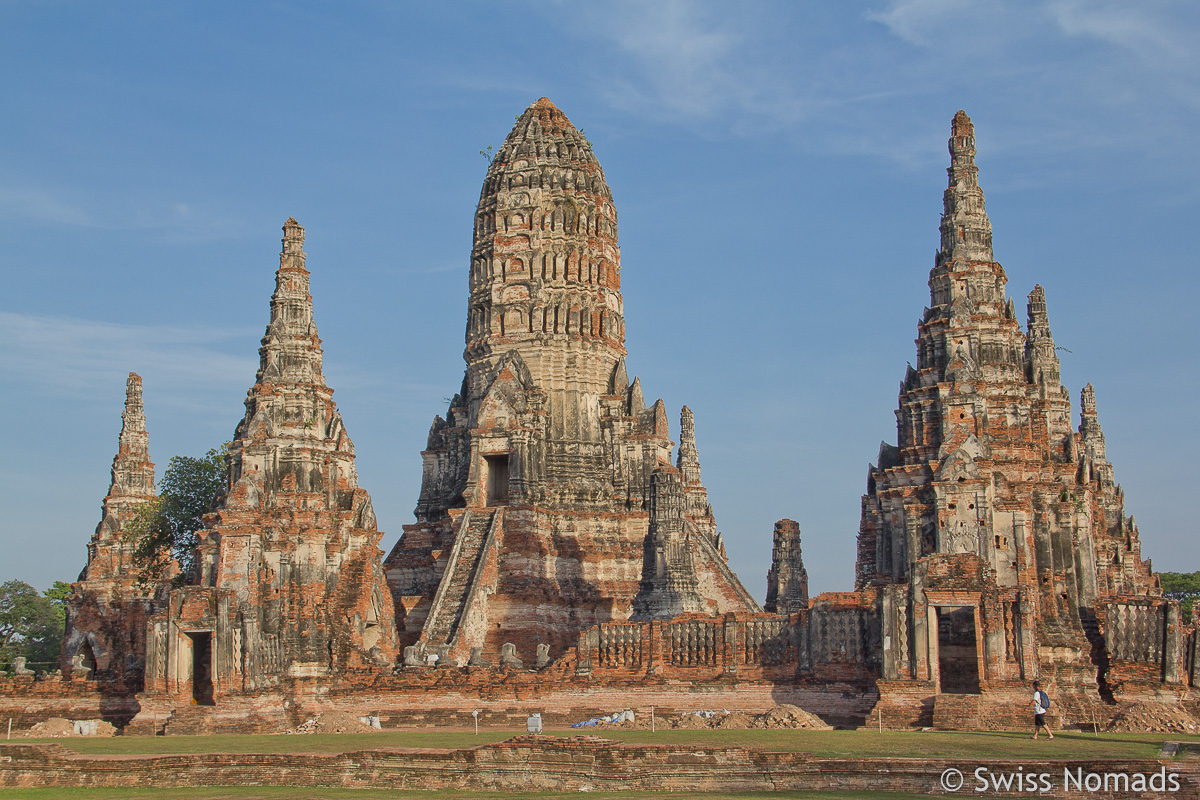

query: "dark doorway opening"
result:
(79, 642), (97, 674)
(187, 632), (215, 705)
(485, 454), (510, 506)
(937, 606), (980, 694)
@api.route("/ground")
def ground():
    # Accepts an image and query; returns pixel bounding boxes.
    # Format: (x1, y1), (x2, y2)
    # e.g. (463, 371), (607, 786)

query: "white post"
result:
(473, 709), (479, 735)
(651, 706), (655, 733)
(878, 708), (883, 734)
(6, 718), (10, 740)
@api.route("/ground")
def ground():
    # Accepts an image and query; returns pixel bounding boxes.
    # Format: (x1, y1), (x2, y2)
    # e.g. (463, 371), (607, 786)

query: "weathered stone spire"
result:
(256, 218), (324, 386)
(157, 218), (399, 689)
(939, 110), (994, 264)
(87, 372), (155, 556)
(1024, 284), (1061, 389)
(676, 406), (702, 486)
(764, 519), (808, 616)
(676, 405), (716, 537)
(632, 465), (702, 619)
(1079, 383), (1114, 488)
(66, 372), (158, 676)
(103, 372), (155, 521)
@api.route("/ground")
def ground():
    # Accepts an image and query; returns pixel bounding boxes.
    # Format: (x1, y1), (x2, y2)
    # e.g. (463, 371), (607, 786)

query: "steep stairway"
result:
(420, 509), (497, 646)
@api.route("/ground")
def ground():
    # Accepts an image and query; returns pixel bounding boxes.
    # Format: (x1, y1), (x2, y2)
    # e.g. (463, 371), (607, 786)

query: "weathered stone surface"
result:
(34, 106), (1192, 737)
(4, 737), (1197, 797)
(384, 98), (758, 667)
(140, 218), (398, 702)
(846, 111), (1178, 717)
(764, 519), (808, 615)
(62, 373), (157, 682)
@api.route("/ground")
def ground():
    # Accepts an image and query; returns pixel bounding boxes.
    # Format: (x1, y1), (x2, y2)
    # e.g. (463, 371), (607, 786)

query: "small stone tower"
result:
(764, 519), (808, 616)
(143, 219), (398, 697)
(385, 99), (758, 666)
(63, 373), (158, 679)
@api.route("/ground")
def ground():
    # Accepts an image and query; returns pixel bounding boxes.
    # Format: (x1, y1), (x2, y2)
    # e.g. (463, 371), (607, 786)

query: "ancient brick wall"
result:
(0, 678), (139, 729)
(3, 738), (1196, 797)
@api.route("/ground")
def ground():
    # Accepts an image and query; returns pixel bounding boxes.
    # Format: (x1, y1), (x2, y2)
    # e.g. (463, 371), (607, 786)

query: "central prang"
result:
(383, 98), (759, 667)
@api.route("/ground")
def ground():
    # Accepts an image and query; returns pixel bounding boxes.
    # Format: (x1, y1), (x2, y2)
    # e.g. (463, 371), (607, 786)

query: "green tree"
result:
(0, 580), (64, 671)
(127, 446), (227, 588)
(1158, 571), (1200, 624)
(44, 580), (72, 626)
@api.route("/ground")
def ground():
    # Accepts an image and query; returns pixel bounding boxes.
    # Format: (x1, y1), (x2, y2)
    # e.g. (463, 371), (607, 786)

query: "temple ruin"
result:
(139, 219), (397, 710)
(382, 98), (759, 667)
(61, 373), (157, 682)
(28, 103), (1194, 734)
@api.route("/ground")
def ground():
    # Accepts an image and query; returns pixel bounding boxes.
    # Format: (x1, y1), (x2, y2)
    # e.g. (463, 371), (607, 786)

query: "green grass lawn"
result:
(9, 727), (1197, 760)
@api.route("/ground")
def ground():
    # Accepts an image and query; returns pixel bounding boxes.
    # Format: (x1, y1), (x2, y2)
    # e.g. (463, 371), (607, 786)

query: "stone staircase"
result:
(421, 509), (497, 646)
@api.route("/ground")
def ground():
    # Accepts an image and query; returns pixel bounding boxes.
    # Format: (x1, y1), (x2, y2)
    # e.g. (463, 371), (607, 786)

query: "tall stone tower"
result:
(63, 373), (158, 679)
(858, 111), (1160, 698)
(386, 98), (758, 666)
(143, 219), (398, 698)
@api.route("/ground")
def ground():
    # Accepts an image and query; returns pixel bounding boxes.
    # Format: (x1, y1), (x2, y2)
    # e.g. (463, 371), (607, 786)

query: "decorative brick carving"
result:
(384, 98), (758, 667)
(62, 373), (157, 682)
(139, 218), (398, 697)
(765, 519), (808, 615)
(851, 110), (1176, 709)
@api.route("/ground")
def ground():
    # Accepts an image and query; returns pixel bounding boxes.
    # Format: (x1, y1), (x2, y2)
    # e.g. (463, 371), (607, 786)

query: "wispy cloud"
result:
(0, 185), (255, 242)
(576, 0), (807, 131)
(0, 312), (257, 406)
(0, 187), (97, 227)
(1050, 1), (1194, 70)
(865, 0), (1018, 48)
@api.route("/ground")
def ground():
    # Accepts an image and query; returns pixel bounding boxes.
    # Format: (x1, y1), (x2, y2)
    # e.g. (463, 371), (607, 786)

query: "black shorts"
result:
(1035, 713), (1047, 727)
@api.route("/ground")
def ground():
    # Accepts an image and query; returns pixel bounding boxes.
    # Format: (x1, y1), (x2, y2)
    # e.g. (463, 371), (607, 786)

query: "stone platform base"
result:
(123, 682), (878, 735)
(863, 680), (1132, 732)
(2, 736), (1197, 798)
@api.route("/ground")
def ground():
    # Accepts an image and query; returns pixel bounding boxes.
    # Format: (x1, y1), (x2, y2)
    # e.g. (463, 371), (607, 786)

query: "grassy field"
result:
(8, 727), (1197, 760)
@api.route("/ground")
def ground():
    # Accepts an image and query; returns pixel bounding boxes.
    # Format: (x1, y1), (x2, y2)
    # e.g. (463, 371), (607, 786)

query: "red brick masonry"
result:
(2, 736), (1197, 798)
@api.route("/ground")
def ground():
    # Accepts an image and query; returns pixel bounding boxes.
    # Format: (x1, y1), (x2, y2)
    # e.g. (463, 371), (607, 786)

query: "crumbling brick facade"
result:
(37, 104), (1193, 735)
(383, 98), (758, 668)
(765, 519), (809, 616)
(845, 111), (1185, 722)
(61, 373), (158, 683)
(140, 218), (398, 701)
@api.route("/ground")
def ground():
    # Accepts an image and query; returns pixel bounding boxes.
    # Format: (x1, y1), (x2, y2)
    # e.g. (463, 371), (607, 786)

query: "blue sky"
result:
(2, 1), (1197, 599)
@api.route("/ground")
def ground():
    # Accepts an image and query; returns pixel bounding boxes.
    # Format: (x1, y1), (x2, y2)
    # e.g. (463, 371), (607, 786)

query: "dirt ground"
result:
(577, 704), (833, 732)
(1104, 701), (1200, 734)
(19, 717), (117, 737)
(287, 712), (376, 734)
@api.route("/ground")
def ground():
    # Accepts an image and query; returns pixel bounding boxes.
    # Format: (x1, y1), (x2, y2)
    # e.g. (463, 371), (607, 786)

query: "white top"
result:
(1033, 692), (1047, 715)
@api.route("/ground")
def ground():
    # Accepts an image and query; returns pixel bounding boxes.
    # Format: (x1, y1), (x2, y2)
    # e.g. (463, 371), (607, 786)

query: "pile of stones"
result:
(22, 718), (116, 737)
(1104, 702), (1200, 733)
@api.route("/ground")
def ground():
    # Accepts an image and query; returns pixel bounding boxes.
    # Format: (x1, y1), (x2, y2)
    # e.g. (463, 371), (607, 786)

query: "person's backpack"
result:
(1038, 690), (1050, 710)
